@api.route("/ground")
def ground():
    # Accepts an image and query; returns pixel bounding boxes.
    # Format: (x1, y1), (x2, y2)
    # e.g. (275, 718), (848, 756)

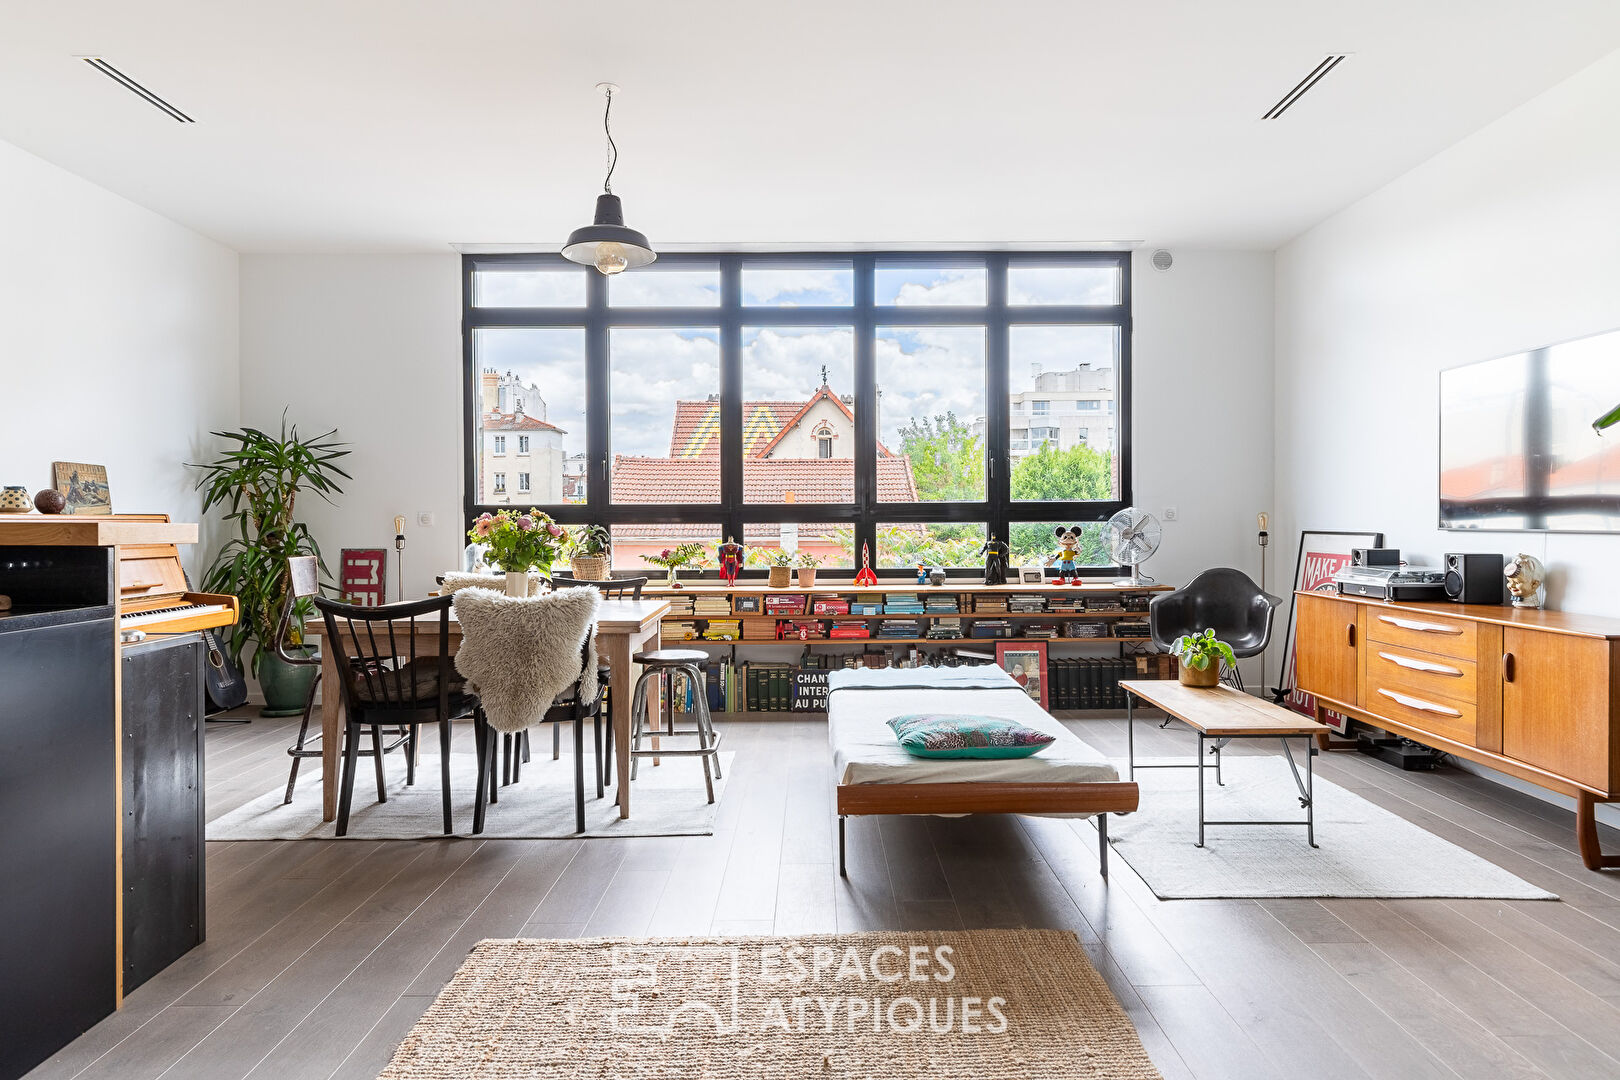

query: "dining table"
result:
(305, 596), (670, 823)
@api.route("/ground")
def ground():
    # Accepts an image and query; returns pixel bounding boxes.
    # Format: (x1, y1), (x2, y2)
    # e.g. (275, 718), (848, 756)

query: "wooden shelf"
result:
(665, 611), (1146, 621)
(668, 636), (1153, 646)
(643, 580), (1169, 596)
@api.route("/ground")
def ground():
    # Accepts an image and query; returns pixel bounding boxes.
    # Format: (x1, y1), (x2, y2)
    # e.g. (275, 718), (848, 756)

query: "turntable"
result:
(1333, 564), (1449, 602)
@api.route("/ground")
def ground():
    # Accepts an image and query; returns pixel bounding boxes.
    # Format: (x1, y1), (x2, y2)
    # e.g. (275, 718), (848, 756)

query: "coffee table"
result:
(1119, 679), (1330, 847)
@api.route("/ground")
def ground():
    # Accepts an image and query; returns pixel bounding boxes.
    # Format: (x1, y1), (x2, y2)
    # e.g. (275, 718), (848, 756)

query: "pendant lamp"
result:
(562, 83), (656, 274)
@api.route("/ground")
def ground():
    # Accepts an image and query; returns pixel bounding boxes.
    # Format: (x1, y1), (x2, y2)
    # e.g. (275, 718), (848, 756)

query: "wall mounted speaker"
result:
(1444, 553), (1505, 604)
(1151, 249), (1173, 271)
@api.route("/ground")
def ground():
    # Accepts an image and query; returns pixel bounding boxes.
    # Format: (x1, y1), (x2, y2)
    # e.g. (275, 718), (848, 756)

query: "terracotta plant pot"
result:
(797, 568), (817, 588)
(769, 565), (792, 588)
(571, 554), (608, 581)
(1178, 661), (1220, 688)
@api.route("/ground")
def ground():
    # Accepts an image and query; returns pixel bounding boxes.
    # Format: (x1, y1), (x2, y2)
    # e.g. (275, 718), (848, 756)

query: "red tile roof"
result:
(669, 399), (805, 457)
(611, 455), (917, 504)
(483, 410), (564, 433)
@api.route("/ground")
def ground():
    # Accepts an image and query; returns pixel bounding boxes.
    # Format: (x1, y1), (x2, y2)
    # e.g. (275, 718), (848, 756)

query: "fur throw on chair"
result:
(441, 571), (543, 597)
(451, 587), (601, 734)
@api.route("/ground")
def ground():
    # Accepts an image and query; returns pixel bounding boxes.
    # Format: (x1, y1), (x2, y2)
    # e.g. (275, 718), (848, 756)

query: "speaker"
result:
(1351, 547), (1401, 567)
(1444, 553), (1504, 604)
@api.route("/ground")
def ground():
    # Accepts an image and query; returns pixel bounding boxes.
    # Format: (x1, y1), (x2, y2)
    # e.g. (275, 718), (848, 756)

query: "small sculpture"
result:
(928, 568), (947, 587)
(853, 541), (878, 586)
(1045, 525), (1086, 585)
(718, 537), (745, 587)
(33, 488), (67, 514)
(915, 562), (928, 585)
(980, 535), (1010, 585)
(1505, 553), (1546, 609)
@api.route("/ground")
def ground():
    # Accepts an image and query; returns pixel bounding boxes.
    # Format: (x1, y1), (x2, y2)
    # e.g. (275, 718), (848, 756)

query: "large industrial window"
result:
(463, 252), (1131, 577)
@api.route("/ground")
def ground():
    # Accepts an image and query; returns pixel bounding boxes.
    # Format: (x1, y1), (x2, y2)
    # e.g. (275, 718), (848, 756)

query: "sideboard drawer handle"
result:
(1379, 615), (1464, 635)
(1378, 651), (1463, 677)
(1376, 687), (1462, 717)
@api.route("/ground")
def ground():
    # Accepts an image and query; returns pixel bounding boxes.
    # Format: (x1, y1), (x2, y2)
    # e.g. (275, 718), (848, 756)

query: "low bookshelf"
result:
(639, 579), (1176, 717)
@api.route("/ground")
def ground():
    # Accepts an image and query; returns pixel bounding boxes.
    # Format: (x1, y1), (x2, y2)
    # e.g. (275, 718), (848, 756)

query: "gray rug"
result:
(1107, 757), (1556, 900)
(208, 749), (733, 840)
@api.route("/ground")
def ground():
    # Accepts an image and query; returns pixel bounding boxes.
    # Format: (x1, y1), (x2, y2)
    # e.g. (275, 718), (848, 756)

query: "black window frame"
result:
(463, 250), (1133, 578)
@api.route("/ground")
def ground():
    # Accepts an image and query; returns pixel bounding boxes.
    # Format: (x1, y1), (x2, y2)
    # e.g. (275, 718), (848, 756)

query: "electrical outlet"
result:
(1163, 506), (1179, 522)
(417, 511), (435, 527)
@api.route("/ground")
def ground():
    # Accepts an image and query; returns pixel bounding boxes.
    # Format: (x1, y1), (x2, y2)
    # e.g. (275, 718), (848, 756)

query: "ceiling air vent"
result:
(80, 57), (195, 123)
(1262, 54), (1346, 120)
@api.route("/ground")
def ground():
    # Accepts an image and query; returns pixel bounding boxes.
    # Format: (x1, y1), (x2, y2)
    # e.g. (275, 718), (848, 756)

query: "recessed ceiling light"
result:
(77, 56), (195, 123)
(1262, 55), (1347, 120)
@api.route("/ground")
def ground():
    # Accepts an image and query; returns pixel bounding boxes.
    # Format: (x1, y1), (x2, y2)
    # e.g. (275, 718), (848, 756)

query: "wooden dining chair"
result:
(314, 593), (470, 836)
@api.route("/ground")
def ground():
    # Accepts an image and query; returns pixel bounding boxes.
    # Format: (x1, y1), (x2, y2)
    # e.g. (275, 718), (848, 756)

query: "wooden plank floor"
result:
(25, 708), (1620, 1080)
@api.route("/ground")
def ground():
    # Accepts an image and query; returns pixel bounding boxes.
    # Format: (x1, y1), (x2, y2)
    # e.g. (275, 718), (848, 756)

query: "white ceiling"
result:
(3, 1), (1618, 254)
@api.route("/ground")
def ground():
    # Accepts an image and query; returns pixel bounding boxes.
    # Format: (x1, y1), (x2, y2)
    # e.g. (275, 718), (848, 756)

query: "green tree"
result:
(1008, 443), (1114, 566)
(897, 412), (985, 502)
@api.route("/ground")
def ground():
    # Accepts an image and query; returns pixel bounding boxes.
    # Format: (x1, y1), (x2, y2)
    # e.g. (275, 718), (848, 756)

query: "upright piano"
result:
(0, 513), (236, 1080)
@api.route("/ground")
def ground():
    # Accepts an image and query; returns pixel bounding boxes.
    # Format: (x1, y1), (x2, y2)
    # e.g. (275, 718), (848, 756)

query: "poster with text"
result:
(1279, 531), (1382, 731)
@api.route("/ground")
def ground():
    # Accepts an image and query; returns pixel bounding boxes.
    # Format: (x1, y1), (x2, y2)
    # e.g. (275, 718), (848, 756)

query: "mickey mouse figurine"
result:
(980, 534), (1010, 586)
(717, 537), (745, 587)
(1046, 525), (1085, 585)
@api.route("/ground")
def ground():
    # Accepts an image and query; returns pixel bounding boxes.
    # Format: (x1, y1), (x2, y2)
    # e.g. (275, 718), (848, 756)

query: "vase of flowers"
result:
(767, 549), (794, 588)
(469, 509), (567, 595)
(646, 542), (706, 588)
(569, 523), (611, 581)
(1170, 629), (1238, 688)
(796, 551), (821, 588)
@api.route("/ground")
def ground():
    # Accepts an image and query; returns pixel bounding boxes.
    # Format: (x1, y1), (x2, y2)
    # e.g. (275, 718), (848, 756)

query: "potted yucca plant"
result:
(190, 416), (350, 716)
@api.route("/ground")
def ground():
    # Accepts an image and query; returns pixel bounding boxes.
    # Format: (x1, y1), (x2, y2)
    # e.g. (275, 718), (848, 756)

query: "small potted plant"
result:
(1170, 628), (1238, 688)
(569, 523), (611, 580)
(767, 549), (795, 588)
(796, 551), (822, 588)
(470, 509), (568, 596)
(645, 542), (706, 588)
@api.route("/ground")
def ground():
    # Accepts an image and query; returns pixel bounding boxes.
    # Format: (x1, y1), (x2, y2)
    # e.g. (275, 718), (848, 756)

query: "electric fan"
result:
(1107, 507), (1161, 586)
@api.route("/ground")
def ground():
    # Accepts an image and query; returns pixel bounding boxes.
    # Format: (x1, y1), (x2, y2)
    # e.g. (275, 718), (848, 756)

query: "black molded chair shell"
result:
(1149, 568), (1282, 658)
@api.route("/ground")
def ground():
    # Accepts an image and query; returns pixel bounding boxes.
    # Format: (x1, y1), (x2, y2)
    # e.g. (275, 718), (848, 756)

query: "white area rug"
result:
(1108, 756), (1556, 900)
(208, 749), (732, 840)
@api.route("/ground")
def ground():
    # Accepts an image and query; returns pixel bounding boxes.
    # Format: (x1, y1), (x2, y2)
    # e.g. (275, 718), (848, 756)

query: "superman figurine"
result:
(718, 537), (745, 587)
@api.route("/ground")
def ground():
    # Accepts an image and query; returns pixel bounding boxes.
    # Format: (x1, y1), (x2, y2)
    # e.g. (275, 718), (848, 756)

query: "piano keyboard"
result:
(121, 602), (231, 628)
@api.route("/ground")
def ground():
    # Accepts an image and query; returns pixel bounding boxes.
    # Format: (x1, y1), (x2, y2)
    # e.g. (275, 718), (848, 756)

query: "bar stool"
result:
(628, 648), (723, 803)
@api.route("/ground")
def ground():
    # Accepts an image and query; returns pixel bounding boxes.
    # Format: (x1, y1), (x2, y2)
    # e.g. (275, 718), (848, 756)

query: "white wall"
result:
(1274, 49), (1620, 822)
(0, 137), (238, 576)
(1133, 251), (1277, 683)
(238, 255), (464, 601)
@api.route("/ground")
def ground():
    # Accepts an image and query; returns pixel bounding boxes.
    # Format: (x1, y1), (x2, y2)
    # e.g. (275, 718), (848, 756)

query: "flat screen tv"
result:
(1440, 326), (1620, 532)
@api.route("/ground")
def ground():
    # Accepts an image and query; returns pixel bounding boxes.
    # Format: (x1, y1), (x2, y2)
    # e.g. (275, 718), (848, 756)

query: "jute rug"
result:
(1108, 757), (1556, 900)
(380, 930), (1164, 1079)
(207, 751), (732, 840)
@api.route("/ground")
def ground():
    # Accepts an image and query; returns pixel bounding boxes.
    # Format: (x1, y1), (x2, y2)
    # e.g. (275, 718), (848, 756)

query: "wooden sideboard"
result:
(1295, 590), (1620, 870)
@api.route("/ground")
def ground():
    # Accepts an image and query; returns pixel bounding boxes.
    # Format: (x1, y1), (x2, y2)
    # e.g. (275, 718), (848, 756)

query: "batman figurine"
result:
(980, 535), (1010, 586)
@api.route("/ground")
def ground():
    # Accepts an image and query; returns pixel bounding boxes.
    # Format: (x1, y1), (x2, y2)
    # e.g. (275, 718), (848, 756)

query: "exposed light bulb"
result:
(595, 243), (629, 275)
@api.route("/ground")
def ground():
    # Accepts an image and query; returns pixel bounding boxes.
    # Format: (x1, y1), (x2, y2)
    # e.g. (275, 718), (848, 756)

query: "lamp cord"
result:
(602, 86), (618, 195)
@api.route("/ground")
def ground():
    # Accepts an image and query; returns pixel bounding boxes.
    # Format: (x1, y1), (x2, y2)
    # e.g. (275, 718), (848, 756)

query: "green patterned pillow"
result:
(886, 713), (1056, 759)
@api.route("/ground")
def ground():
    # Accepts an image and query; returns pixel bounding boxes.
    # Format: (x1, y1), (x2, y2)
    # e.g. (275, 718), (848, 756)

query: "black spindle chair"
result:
(278, 556), (412, 804)
(314, 593), (470, 836)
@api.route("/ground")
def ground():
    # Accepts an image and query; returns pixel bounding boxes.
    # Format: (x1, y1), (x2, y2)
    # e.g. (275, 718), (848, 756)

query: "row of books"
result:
(668, 615), (1150, 642)
(1049, 658), (1140, 710)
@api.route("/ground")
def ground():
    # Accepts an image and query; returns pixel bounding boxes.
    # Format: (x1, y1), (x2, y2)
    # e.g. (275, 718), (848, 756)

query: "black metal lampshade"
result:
(561, 194), (656, 274)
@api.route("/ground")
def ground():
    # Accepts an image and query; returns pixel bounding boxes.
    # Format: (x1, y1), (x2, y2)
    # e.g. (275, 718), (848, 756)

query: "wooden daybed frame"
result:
(836, 779), (1141, 879)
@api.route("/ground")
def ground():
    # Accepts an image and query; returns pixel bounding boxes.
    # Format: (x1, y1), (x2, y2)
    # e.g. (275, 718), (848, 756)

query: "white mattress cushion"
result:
(826, 667), (1119, 791)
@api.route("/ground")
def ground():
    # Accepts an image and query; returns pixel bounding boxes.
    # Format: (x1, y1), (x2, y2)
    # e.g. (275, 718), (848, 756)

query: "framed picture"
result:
(1276, 529), (1383, 731)
(996, 641), (1048, 709)
(340, 548), (388, 607)
(51, 461), (111, 515)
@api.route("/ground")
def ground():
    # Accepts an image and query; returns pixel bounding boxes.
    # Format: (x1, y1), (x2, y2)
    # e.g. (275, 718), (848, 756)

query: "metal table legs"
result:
(1195, 731), (1317, 848)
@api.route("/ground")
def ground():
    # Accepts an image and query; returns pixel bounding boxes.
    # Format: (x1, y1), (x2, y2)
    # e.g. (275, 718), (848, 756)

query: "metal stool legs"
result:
(627, 661), (722, 802)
